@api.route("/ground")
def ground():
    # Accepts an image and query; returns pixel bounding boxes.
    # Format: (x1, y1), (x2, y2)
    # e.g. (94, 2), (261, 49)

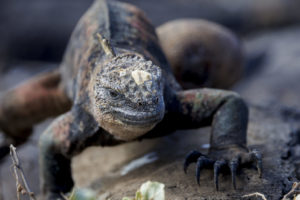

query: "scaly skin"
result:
(0, 0), (261, 199)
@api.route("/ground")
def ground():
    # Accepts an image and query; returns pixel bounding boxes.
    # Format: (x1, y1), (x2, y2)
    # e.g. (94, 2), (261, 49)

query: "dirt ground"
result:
(1, 0), (300, 200)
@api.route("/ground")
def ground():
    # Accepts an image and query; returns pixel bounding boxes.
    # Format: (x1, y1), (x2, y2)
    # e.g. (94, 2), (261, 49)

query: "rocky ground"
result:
(1, 1), (300, 200)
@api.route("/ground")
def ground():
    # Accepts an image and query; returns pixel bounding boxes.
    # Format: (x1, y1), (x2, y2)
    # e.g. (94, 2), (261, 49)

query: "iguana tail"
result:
(157, 19), (244, 89)
(0, 69), (71, 157)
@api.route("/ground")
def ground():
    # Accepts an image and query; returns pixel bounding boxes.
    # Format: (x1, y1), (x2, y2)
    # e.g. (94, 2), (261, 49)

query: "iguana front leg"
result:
(39, 110), (122, 199)
(39, 112), (75, 199)
(173, 88), (262, 190)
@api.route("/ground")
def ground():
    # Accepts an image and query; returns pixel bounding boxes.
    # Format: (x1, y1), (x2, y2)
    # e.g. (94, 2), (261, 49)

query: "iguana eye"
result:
(108, 89), (120, 99)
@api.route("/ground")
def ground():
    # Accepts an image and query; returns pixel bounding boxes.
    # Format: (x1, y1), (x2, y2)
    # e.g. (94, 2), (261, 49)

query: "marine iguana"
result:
(0, 0), (261, 199)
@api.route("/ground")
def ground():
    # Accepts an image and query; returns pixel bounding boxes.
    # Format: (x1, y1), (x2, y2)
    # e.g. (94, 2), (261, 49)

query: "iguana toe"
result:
(195, 156), (214, 185)
(183, 150), (204, 174)
(229, 157), (239, 189)
(213, 159), (226, 190)
(250, 149), (263, 178)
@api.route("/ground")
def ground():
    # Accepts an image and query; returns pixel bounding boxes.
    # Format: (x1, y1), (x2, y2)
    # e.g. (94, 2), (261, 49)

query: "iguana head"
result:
(90, 54), (165, 141)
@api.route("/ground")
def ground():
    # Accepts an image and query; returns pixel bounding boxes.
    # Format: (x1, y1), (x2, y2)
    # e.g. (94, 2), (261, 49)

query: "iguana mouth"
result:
(112, 107), (164, 126)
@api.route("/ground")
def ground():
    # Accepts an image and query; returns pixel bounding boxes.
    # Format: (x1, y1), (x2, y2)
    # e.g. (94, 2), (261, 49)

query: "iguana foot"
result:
(183, 147), (262, 190)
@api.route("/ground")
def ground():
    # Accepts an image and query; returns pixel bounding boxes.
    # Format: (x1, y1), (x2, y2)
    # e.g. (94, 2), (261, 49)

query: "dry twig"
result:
(9, 144), (36, 200)
(242, 192), (267, 200)
(282, 182), (300, 200)
(242, 182), (300, 200)
(61, 191), (70, 200)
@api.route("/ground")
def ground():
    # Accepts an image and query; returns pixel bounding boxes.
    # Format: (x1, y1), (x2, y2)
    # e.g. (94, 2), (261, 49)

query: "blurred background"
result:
(1, 0), (300, 199)
(1, 0), (300, 66)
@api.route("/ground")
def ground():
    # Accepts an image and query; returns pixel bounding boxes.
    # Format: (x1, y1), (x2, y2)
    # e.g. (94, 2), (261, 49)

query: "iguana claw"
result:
(184, 148), (262, 190)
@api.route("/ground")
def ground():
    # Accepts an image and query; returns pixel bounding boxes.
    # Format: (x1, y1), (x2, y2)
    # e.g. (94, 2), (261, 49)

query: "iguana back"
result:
(60, 0), (179, 101)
